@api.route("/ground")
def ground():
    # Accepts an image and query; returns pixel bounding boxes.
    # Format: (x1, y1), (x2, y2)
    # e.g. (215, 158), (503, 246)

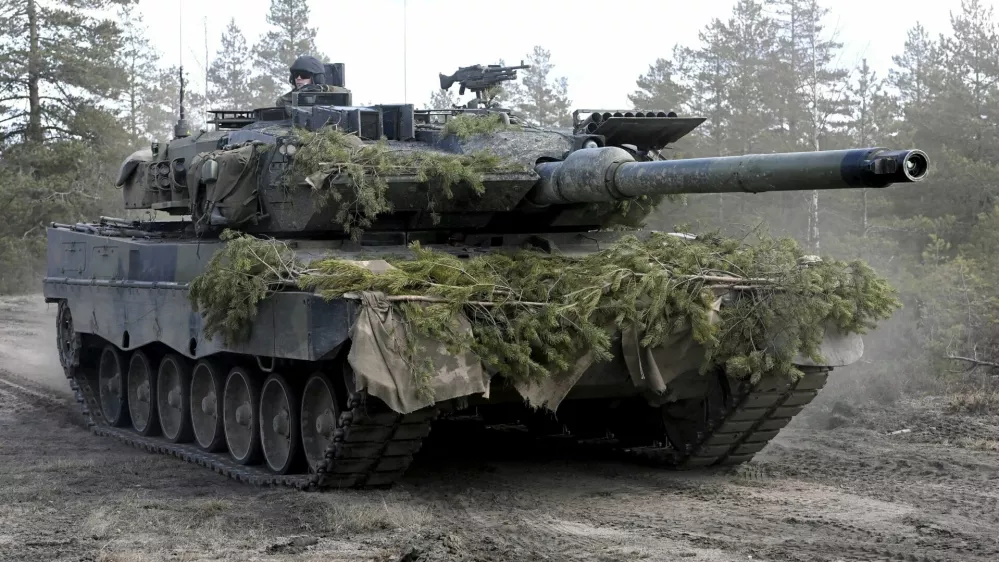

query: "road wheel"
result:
(224, 366), (262, 465)
(260, 373), (301, 474)
(190, 359), (227, 452)
(157, 354), (194, 443)
(299, 372), (340, 472)
(127, 350), (159, 436)
(98, 344), (130, 427)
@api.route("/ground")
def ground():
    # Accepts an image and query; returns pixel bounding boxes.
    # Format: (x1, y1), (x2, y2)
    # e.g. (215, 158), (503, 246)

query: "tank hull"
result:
(43, 224), (858, 489)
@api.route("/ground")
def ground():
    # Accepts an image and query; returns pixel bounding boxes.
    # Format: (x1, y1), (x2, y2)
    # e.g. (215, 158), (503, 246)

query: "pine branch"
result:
(188, 228), (902, 392)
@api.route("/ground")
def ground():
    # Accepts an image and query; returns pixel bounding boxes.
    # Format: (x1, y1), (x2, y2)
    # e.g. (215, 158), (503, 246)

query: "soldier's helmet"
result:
(289, 55), (326, 86)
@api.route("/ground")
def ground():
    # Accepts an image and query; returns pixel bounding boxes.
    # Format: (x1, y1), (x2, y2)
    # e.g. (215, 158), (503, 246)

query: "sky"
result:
(133, 0), (996, 111)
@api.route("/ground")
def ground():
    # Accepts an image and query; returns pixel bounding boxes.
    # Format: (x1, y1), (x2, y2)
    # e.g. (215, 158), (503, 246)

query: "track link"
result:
(619, 367), (829, 468)
(66, 356), (436, 491)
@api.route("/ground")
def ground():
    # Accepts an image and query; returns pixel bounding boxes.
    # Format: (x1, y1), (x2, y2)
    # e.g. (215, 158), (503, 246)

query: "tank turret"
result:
(113, 60), (928, 242)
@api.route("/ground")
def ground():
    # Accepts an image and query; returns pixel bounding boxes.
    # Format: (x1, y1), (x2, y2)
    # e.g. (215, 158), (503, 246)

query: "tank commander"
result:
(276, 55), (344, 106)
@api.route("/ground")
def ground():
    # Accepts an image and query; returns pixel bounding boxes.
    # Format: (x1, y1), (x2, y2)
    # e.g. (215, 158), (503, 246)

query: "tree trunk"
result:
(129, 57), (138, 146)
(26, 0), (43, 144)
(863, 191), (868, 236)
(808, 0), (820, 253)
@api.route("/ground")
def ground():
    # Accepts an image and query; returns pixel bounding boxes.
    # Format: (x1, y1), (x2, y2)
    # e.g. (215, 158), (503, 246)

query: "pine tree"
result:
(505, 47), (572, 128)
(426, 89), (459, 109)
(937, 0), (999, 161)
(0, 0), (133, 145)
(115, 3), (164, 148)
(844, 58), (900, 235)
(888, 23), (940, 119)
(673, 2), (785, 230)
(627, 50), (694, 115)
(250, 0), (328, 108)
(707, 0), (781, 155)
(141, 66), (206, 142)
(764, 0), (849, 149)
(208, 18), (255, 110)
(764, 0), (850, 251)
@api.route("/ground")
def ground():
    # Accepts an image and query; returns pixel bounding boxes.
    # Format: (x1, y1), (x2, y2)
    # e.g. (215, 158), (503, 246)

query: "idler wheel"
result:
(156, 354), (194, 443)
(223, 366), (262, 465)
(299, 372), (341, 472)
(126, 350), (159, 436)
(259, 373), (301, 474)
(189, 359), (226, 452)
(98, 344), (130, 427)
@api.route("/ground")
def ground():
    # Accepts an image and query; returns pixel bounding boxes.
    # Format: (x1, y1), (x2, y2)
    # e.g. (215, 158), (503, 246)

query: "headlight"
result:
(583, 139), (599, 149)
(285, 144), (297, 156)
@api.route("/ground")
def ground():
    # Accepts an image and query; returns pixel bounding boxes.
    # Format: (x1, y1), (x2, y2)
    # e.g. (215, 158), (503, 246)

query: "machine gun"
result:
(438, 62), (530, 105)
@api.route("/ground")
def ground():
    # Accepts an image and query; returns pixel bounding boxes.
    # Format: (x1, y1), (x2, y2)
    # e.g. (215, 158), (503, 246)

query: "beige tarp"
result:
(512, 351), (596, 412)
(343, 260), (490, 414)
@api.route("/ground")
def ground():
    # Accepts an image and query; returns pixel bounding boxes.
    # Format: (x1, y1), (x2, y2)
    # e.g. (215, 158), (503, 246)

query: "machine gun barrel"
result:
(529, 146), (929, 205)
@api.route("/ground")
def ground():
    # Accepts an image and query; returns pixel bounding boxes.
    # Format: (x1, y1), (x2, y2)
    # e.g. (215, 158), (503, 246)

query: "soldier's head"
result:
(289, 55), (325, 89)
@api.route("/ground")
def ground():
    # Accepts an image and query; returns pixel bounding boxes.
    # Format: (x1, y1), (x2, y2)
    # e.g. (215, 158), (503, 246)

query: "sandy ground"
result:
(1, 295), (998, 562)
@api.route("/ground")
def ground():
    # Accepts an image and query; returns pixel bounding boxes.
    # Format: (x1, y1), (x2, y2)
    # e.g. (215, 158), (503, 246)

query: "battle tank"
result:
(43, 60), (929, 490)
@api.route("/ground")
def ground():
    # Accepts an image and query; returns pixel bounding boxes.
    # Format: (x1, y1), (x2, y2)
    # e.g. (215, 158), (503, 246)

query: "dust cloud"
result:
(0, 294), (66, 396)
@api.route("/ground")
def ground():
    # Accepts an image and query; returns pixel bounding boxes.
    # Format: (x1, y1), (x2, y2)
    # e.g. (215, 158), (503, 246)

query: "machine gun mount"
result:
(438, 61), (530, 108)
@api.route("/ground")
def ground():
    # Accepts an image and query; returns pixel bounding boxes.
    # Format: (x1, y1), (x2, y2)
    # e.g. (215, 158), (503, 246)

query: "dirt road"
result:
(1, 295), (997, 562)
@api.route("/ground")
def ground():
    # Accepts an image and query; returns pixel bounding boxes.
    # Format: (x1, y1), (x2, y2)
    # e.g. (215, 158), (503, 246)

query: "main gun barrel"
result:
(529, 146), (929, 205)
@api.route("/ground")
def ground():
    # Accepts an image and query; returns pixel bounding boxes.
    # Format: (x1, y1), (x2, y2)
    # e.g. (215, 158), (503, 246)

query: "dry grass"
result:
(77, 491), (270, 558)
(69, 488), (434, 561)
(946, 389), (999, 414)
(311, 491), (433, 536)
(954, 437), (999, 452)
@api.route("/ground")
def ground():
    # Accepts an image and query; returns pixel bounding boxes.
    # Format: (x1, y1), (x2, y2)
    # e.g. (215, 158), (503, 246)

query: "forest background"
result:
(2, 0), (997, 393)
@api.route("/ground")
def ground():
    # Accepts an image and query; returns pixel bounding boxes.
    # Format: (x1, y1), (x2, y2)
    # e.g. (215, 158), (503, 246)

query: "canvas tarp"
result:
(190, 143), (264, 227)
(346, 290), (491, 414)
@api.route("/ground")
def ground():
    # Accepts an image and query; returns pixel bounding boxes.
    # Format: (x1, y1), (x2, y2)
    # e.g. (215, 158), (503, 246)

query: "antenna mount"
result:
(173, 5), (190, 139)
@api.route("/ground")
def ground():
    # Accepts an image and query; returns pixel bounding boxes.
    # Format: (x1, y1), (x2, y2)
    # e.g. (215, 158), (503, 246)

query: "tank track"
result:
(615, 367), (829, 468)
(64, 356), (436, 491)
(57, 294), (825, 486)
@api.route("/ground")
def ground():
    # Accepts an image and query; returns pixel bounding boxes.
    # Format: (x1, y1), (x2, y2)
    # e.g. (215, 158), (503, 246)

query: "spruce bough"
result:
(286, 127), (521, 239)
(188, 229), (901, 389)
